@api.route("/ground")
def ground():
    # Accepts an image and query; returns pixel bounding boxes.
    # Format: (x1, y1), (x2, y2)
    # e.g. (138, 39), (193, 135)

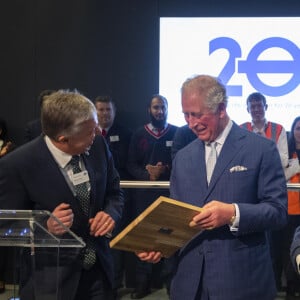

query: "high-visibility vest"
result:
(288, 152), (300, 215)
(240, 121), (282, 143)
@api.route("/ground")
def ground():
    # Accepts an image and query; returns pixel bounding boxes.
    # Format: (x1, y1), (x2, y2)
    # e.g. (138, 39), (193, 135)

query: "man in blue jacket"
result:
(136, 75), (287, 300)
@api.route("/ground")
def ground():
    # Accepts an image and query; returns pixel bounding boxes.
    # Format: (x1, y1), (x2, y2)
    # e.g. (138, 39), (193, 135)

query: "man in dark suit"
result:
(94, 95), (132, 180)
(136, 75), (287, 300)
(0, 90), (124, 300)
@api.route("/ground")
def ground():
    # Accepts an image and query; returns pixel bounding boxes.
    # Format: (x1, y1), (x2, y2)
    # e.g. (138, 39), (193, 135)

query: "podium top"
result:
(0, 210), (85, 248)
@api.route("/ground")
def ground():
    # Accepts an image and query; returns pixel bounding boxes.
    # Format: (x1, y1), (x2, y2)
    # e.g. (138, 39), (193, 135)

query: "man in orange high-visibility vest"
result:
(240, 92), (288, 169)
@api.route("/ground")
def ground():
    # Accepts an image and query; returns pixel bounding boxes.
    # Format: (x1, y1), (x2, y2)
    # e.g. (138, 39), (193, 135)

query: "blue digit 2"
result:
(209, 37), (243, 96)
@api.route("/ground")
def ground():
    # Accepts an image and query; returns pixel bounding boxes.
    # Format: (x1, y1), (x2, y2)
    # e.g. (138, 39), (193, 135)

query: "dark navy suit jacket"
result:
(169, 122), (287, 300)
(0, 135), (123, 299)
(104, 122), (132, 180)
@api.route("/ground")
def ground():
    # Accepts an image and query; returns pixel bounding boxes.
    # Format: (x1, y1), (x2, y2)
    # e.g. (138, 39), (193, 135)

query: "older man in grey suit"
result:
(137, 75), (287, 300)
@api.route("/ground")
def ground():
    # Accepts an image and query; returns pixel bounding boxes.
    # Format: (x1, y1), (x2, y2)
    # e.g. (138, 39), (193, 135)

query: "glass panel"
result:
(0, 210), (85, 248)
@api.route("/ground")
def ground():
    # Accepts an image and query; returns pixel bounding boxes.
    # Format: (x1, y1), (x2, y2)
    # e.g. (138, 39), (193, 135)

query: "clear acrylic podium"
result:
(0, 210), (85, 300)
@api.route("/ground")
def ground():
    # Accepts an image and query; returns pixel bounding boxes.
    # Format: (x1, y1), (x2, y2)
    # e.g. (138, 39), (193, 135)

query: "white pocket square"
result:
(229, 165), (248, 173)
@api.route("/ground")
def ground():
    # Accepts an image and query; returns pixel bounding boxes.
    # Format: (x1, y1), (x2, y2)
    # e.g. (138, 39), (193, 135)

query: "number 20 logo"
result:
(209, 37), (300, 97)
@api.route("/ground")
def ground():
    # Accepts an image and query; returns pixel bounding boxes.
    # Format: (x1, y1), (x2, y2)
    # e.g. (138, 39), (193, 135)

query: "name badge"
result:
(166, 140), (173, 147)
(72, 171), (89, 185)
(110, 135), (120, 142)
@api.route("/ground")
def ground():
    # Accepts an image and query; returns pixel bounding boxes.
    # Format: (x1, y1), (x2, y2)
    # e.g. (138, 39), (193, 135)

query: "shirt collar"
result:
(99, 126), (110, 132)
(251, 118), (268, 133)
(213, 119), (233, 146)
(44, 136), (72, 168)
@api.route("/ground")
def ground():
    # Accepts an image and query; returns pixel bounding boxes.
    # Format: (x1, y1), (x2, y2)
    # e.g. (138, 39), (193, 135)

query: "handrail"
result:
(120, 180), (170, 189)
(120, 181), (300, 191)
(287, 183), (300, 191)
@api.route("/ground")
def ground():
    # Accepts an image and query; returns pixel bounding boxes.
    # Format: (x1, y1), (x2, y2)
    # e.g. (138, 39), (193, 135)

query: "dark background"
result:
(1, 0), (300, 145)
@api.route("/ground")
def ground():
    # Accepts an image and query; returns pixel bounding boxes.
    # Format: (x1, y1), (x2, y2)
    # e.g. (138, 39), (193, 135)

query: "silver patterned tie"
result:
(206, 142), (218, 184)
(70, 155), (96, 269)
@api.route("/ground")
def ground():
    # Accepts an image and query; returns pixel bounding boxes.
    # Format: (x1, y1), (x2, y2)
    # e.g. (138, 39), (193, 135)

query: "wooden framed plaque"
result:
(110, 196), (203, 258)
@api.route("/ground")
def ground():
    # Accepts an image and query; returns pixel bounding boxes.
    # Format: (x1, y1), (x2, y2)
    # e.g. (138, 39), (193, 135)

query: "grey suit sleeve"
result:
(290, 226), (300, 273)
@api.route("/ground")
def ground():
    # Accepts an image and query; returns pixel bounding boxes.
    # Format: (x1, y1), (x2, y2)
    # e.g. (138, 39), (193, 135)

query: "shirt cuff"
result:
(296, 254), (300, 274)
(229, 203), (240, 232)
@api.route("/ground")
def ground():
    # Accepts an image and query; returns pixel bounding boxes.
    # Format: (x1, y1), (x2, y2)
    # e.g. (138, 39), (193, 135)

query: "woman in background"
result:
(284, 116), (300, 300)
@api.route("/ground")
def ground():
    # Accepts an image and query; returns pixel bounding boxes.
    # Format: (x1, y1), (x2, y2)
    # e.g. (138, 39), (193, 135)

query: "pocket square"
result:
(229, 165), (248, 173)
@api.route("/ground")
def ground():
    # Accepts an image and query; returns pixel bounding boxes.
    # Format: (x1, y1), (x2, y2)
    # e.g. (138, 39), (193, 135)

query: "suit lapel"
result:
(36, 137), (86, 215)
(37, 138), (73, 195)
(189, 139), (209, 198)
(206, 123), (246, 195)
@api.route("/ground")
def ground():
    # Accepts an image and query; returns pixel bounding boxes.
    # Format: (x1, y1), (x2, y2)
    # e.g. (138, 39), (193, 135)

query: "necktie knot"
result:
(70, 155), (79, 164)
(101, 129), (107, 137)
(70, 155), (81, 172)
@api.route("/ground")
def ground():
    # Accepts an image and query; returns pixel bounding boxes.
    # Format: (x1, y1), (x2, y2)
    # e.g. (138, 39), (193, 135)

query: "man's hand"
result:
(285, 158), (300, 180)
(47, 203), (74, 235)
(136, 251), (162, 263)
(0, 142), (12, 157)
(89, 211), (115, 237)
(189, 200), (235, 230)
(146, 162), (168, 181)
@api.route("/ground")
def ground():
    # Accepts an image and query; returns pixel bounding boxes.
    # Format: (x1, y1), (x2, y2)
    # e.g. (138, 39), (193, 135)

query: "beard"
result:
(150, 113), (167, 129)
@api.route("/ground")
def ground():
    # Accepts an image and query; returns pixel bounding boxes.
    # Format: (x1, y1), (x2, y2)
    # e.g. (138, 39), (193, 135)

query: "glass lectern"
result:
(0, 210), (85, 300)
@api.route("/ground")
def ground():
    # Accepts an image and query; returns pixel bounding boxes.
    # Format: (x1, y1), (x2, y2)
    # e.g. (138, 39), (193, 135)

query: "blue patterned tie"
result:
(70, 155), (96, 269)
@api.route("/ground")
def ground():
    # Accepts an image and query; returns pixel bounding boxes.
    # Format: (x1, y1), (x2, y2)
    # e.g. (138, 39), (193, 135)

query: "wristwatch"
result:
(229, 204), (236, 226)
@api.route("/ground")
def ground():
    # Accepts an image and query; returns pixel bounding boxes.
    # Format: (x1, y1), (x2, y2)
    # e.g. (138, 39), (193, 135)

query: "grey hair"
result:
(41, 89), (97, 140)
(181, 75), (228, 113)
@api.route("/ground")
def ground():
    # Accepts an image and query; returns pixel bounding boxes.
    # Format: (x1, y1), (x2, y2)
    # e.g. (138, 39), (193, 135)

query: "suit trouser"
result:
(74, 260), (113, 300)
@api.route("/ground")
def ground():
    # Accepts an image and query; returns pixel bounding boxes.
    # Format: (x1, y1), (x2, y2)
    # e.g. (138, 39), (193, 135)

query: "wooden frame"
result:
(110, 196), (203, 258)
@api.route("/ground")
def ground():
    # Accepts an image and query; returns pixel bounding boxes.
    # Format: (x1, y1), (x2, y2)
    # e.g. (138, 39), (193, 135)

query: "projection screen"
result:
(159, 17), (300, 131)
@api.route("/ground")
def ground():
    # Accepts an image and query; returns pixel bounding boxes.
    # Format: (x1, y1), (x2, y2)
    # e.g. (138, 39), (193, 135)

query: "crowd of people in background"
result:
(0, 77), (300, 300)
